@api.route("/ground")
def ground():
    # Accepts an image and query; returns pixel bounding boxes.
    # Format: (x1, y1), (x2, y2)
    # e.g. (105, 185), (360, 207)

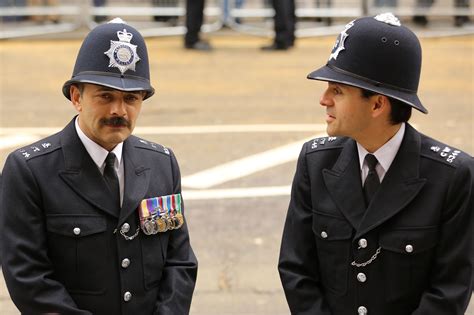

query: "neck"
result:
(356, 123), (402, 153)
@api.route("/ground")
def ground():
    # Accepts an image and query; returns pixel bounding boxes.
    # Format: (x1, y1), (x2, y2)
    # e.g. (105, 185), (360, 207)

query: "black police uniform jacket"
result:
(0, 118), (198, 315)
(278, 124), (473, 315)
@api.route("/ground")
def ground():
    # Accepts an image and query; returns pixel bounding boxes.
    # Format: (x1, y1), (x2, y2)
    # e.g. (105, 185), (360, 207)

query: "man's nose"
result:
(320, 89), (333, 107)
(110, 99), (127, 116)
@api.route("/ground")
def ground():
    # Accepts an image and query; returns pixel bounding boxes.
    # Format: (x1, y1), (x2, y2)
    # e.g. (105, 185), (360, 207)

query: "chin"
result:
(326, 126), (337, 137)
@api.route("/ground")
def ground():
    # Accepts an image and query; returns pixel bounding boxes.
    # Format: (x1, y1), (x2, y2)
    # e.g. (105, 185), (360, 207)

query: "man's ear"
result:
(70, 85), (82, 112)
(371, 94), (391, 118)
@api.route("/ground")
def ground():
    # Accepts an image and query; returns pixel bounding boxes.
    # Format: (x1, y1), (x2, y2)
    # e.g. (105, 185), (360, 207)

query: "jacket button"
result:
(357, 272), (367, 283)
(405, 244), (414, 253)
(320, 231), (328, 239)
(73, 227), (81, 235)
(121, 223), (130, 233)
(358, 306), (368, 314)
(123, 291), (132, 302)
(121, 258), (130, 269)
(358, 238), (368, 249)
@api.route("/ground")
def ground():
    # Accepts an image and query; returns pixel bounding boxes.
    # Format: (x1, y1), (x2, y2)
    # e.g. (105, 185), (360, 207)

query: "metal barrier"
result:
(0, 0), (472, 39)
(226, 0), (474, 37)
(87, 0), (223, 37)
(0, 0), (223, 39)
(0, 0), (83, 39)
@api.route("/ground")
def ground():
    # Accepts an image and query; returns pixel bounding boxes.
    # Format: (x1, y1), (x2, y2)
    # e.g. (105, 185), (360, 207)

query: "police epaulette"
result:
(306, 136), (345, 153)
(421, 138), (467, 166)
(15, 137), (59, 160)
(134, 137), (170, 155)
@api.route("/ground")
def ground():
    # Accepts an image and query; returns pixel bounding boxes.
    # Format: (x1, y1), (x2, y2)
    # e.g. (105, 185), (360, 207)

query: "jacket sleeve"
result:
(413, 157), (474, 315)
(0, 153), (91, 315)
(154, 150), (198, 315)
(278, 144), (332, 315)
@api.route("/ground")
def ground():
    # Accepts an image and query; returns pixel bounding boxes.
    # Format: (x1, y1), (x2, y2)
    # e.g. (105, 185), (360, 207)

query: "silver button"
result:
(121, 223), (130, 233)
(358, 238), (368, 249)
(357, 272), (367, 283)
(121, 258), (130, 269)
(123, 291), (132, 302)
(405, 244), (414, 253)
(320, 231), (328, 239)
(73, 227), (81, 235)
(358, 306), (368, 315)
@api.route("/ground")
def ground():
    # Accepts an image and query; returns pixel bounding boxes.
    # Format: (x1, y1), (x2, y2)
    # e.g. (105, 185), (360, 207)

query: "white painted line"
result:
(0, 124), (326, 136)
(134, 124), (327, 134)
(183, 185), (291, 200)
(181, 134), (325, 189)
(0, 134), (41, 150)
(0, 127), (61, 136)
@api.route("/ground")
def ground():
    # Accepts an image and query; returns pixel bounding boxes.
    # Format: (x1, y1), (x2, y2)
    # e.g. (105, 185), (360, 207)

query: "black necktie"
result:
(363, 154), (380, 206)
(104, 153), (120, 208)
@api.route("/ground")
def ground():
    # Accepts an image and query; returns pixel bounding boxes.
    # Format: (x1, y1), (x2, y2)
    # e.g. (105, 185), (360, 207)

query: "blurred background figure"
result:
(314, 0), (332, 25)
(261, 0), (296, 51)
(412, 0), (471, 26)
(152, 0), (179, 26)
(93, 0), (108, 23)
(0, 0), (27, 22)
(185, 0), (213, 51)
(28, 0), (59, 24)
(222, 0), (245, 26)
(374, 0), (470, 27)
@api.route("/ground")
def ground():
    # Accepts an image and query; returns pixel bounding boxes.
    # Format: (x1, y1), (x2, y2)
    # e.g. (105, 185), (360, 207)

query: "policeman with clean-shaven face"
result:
(278, 13), (473, 315)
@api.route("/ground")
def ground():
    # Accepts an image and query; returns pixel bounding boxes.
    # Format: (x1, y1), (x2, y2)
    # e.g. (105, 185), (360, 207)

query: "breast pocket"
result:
(379, 226), (438, 302)
(46, 214), (107, 295)
(312, 211), (353, 296)
(141, 233), (166, 290)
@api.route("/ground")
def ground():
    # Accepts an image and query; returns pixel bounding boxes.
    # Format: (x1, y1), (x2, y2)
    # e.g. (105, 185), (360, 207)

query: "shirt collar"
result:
(75, 117), (123, 169)
(357, 122), (405, 173)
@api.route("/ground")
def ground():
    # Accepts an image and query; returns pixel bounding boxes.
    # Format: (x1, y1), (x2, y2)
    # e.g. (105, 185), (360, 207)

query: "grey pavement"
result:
(0, 32), (473, 314)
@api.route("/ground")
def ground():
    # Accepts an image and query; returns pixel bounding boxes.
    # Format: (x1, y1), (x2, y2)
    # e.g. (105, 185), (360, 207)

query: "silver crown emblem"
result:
(374, 12), (401, 26)
(117, 29), (133, 43)
(329, 20), (354, 61)
(104, 28), (140, 74)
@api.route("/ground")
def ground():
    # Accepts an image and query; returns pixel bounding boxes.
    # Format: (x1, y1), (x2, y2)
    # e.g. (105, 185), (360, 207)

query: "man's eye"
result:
(125, 95), (139, 102)
(100, 94), (112, 100)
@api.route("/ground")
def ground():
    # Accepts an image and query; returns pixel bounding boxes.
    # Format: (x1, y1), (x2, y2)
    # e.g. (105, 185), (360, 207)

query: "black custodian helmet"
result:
(308, 13), (427, 114)
(63, 18), (155, 100)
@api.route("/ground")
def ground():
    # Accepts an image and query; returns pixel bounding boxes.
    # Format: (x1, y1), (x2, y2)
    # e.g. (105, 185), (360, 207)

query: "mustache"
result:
(100, 116), (131, 128)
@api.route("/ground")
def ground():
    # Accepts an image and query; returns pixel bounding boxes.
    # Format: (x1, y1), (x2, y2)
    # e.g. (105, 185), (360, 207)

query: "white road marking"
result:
(0, 124), (326, 136)
(0, 134), (41, 150)
(181, 134), (326, 189)
(134, 124), (326, 134)
(0, 126), (329, 201)
(183, 185), (291, 200)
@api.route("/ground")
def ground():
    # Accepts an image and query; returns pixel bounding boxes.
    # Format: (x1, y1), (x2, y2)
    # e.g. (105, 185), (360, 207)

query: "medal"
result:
(156, 217), (167, 233)
(138, 193), (184, 235)
(143, 219), (155, 235)
(175, 213), (184, 229)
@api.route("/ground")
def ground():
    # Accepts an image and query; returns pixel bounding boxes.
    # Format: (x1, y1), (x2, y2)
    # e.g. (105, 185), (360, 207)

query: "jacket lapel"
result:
(58, 119), (119, 218)
(323, 140), (367, 229)
(355, 124), (427, 239)
(118, 139), (151, 226)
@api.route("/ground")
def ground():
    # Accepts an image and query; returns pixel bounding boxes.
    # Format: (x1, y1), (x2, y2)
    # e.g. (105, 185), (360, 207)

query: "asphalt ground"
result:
(0, 31), (473, 314)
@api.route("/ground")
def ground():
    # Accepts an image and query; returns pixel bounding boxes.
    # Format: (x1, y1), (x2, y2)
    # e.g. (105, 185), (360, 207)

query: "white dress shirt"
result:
(75, 117), (124, 205)
(357, 123), (405, 185)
